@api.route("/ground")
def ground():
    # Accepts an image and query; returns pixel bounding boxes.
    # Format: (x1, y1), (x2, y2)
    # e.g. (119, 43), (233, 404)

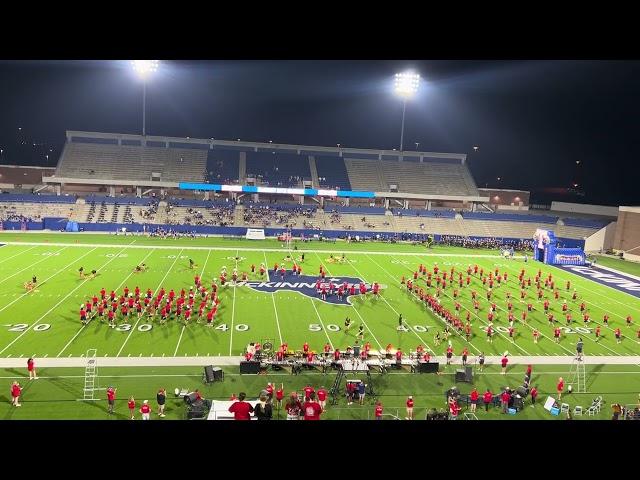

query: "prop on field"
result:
(533, 229), (586, 266)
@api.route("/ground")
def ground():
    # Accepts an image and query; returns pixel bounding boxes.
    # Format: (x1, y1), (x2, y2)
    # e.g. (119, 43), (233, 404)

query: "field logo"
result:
(559, 265), (640, 298)
(241, 272), (375, 305)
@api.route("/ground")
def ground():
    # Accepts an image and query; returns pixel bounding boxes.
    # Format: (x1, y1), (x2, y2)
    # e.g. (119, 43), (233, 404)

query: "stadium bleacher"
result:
(343, 158), (479, 196)
(462, 211), (559, 223)
(206, 149), (240, 184)
(56, 142), (207, 182)
(245, 151), (310, 187)
(315, 156), (352, 190)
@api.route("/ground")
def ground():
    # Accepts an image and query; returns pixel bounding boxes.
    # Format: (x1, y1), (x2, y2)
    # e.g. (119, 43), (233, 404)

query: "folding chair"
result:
(573, 406), (583, 416)
(560, 403), (570, 414)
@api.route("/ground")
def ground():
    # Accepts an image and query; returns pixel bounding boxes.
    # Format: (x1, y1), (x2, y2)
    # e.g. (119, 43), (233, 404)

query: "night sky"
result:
(0, 60), (638, 206)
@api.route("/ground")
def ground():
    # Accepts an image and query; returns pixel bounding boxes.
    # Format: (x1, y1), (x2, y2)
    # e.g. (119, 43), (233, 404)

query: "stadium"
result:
(1, 60), (639, 421)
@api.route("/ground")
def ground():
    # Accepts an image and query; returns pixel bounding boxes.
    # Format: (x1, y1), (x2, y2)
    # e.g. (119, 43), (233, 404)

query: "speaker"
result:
(184, 392), (198, 405)
(419, 361), (439, 373)
(240, 361), (260, 374)
(187, 401), (206, 419)
(204, 365), (224, 383)
(455, 366), (473, 383)
(516, 386), (529, 398)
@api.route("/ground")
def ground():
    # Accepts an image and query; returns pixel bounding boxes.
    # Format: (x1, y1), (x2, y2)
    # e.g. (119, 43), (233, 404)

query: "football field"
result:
(1, 232), (639, 361)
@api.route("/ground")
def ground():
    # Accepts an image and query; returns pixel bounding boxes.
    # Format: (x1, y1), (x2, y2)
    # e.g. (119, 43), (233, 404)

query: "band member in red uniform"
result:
(615, 328), (622, 343)
(406, 396), (414, 420)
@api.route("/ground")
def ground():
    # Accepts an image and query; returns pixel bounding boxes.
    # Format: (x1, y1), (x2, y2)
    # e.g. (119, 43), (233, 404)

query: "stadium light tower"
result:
(131, 60), (159, 136)
(394, 71), (420, 152)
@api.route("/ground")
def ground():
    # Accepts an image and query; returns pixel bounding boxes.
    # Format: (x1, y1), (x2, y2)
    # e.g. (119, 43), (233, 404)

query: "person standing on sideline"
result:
(375, 401), (383, 420)
(358, 381), (366, 405)
(106, 386), (117, 414)
(253, 394), (273, 420)
(470, 388), (479, 413)
(483, 389), (493, 412)
(501, 355), (508, 375)
(406, 396), (414, 420)
(285, 393), (302, 420)
(303, 392), (322, 420)
(501, 389), (511, 414)
(140, 400), (151, 420)
(11, 381), (22, 407)
(228, 392), (254, 420)
(317, 386), (328, 411)
(530, 386), (538, 406)
(157, 388), (166, 418)
(478, 352), (485, 372)
(398, 313), (404, 329)
(557, 377), (564, 400)
(27, 358), (38, 380)
(128, 397), (136, 420)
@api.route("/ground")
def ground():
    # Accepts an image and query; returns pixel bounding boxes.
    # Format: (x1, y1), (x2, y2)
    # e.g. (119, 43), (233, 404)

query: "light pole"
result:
(394, 71), (420, 152)
(131, 61), (159, 136)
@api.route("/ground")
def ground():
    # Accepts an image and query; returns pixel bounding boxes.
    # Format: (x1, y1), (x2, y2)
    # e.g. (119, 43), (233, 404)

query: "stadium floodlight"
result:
(131, 61), (159, 136)
(394, 71), (420, 152)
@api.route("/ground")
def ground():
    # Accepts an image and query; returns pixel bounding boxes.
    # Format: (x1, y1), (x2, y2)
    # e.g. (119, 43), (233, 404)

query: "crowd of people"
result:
(243, 204), (316, 227)
(439, 235), (533, 250)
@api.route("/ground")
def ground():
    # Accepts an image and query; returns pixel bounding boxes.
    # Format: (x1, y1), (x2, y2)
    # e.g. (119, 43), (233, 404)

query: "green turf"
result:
(0, 233), (639, 358)
(2, 364), (638, 420)
(1, 232), (640, 420)
(593, 255), (640, 277)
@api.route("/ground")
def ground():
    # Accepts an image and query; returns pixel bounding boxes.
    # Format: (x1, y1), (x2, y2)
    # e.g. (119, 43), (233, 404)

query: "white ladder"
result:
(81, 349), (99, 401)
(568, 355), (586, 393)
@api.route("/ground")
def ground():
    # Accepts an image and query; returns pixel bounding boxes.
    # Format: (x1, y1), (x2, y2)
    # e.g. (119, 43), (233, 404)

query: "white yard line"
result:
(310, 298), (334, 350)
(0, 247), (98, 315)
(0, 245), (38, 265)
(173, 249), (211, 357)
(0, 245), (131, 355)
(0, 246), (69, 287)
(491, 257), (631, 355)
(228, 250), (239, 355)
(263, 251), (284, 346)
(312, 252), (383, 350)
(116, 248), (184, 357)
(56, 248), (157, 357)
(346, 254), (437, 356)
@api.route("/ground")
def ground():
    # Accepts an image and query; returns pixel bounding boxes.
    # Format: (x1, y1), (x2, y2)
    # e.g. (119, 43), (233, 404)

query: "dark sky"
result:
(0, 60), (638, 206)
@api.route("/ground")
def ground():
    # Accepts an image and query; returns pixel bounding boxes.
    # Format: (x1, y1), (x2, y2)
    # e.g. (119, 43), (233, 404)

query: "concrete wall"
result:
(584, 221), (617, 252)
(551, 201), (619, 217)
(614, 207), (640, 254)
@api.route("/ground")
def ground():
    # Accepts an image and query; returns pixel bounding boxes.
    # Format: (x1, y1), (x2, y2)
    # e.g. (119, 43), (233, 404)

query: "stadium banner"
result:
(558, 264), (640, 298)
(246, 228), (266, 240)
(178, 182), (374, 198)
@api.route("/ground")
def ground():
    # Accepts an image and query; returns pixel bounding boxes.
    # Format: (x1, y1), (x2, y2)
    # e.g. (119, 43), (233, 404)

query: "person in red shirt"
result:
(303, 384), (315, 401)
(303, 392), (322, 420)
(530, 386), (538, 406)
(554, 326), (561, 343)
(406, 395), (414, 420)
(557, 377), (564, 400)
(140, 400), (151, 420)
(27, 357), (37, 380)
(374, 401), (384, 420)
(595, 325), (601, 341)
(627, 315), (633, 327)
(80, 306), (87, 325)
(470, 388), (479, 413)
(317, 386), (328, 411)
(107, 386), (117, 414)
(483, 389), (493, 412)
(275, 384), (284, 411)
(228, 392), (254, 420)
(615, 328), (622, 344)
(501, 355), (508, 375)
(128, 396), (136, 420)
(500, 389), (511, 414)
